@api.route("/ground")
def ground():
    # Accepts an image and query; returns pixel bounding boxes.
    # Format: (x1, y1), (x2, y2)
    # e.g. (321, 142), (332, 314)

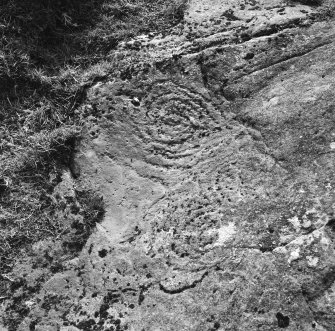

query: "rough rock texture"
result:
(2, 0), (335, 330)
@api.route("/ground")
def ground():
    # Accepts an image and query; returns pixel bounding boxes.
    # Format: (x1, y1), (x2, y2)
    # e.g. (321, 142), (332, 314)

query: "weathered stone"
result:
(4, 0), (335, 330)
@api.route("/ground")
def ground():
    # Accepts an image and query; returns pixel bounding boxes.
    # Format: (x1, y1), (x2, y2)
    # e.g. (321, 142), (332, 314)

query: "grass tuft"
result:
(0, 0), (188, 329)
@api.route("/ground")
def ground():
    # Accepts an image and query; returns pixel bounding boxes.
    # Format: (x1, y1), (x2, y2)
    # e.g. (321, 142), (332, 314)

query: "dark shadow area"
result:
(0, 0), (188, 127)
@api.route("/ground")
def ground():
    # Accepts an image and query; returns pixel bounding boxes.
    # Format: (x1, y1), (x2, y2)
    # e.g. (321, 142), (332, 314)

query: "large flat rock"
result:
(3, 1), (335, 330)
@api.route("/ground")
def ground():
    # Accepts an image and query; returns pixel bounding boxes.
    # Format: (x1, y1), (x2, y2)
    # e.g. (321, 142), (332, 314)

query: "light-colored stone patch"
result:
(273, 246), (288, 255)
(320, 235), (331, 250)
(288, 247), (300, 264)
(287, 208), (321, 233)
(214, 222), (236, 246)
(306, 256), (319, 268)
(288, 216), (301, 232)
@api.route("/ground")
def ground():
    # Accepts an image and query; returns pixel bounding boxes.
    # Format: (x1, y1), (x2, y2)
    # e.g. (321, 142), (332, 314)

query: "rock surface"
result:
(2, 0), (335, 330)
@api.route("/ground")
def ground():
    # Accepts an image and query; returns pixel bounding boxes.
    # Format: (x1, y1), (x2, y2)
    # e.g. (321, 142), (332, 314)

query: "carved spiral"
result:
(141, 80), (222, 153)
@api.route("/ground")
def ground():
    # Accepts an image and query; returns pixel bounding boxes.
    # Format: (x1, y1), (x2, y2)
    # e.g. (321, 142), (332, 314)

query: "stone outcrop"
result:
(2, 0), (335, 330)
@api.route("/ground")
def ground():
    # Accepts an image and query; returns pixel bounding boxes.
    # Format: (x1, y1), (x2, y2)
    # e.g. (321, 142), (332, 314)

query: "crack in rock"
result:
(159, 271), (209, 295)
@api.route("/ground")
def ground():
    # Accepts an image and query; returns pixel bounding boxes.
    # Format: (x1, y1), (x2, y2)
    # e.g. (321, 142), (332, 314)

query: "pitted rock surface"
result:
(4, 1), (335, 330)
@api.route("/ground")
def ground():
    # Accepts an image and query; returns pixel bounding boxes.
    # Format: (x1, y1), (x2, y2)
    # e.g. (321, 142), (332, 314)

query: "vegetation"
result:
(1, 0), (334, 329)
(0, 1), (188, 328)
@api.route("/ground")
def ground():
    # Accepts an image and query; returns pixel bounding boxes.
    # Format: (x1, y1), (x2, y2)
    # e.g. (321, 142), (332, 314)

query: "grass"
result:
(1, 0), (334, 329)
(0, 0), (189, 266)
(0, 0), (188, 329)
